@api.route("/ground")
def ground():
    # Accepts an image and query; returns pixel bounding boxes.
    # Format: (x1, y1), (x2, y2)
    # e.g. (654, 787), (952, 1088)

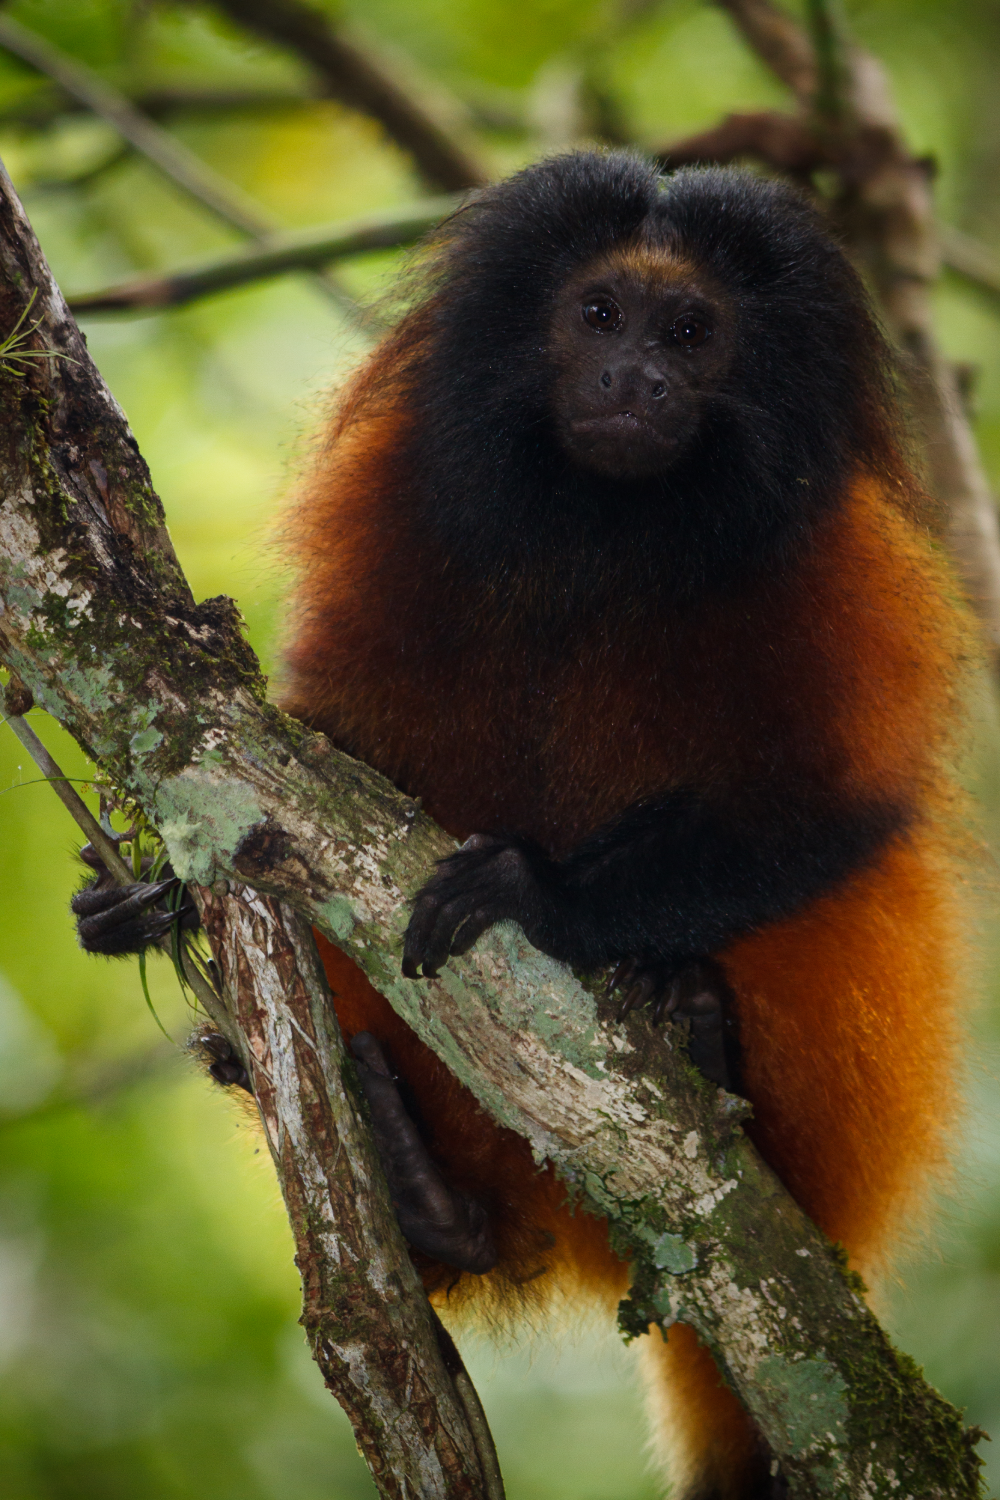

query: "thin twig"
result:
(0, 14), (354, 314)
(211, 0), (489, 191)
(941, 225), (1000, 305)
(5, 709), (131, 881)
(66, 196), (459, 315)
(0, 85), (321, 127)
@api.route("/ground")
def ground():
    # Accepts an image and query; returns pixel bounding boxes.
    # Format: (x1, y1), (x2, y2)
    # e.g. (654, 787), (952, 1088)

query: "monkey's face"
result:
(547, 247), (733, 480)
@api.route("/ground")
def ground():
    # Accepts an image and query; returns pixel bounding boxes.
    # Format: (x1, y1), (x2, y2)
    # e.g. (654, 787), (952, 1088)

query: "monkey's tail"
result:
(640, 1323), (779, 1500)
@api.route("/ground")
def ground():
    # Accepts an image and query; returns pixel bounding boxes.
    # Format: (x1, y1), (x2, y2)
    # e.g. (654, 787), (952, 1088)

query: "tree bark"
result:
(0, 158), (985, 1496)
(197, 886), (496, 1500)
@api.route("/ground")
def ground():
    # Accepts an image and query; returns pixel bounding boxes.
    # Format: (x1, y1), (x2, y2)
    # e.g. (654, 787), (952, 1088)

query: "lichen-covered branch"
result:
(0, 157), (984, 1496)
(196, 886), (494, 1499)
(0, 164), (493, 1500)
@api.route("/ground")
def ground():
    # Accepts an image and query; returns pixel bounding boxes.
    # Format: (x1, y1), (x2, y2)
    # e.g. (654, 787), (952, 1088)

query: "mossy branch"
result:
(0, 156), (985, 1497)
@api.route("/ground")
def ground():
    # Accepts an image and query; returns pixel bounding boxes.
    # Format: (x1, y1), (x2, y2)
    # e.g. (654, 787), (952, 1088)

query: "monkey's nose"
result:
(599, 368), (668, 400)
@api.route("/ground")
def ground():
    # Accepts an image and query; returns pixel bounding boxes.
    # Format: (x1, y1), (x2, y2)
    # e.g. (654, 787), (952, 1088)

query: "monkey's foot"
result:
(72, 841), (197, 956)
(350, 1032), (497, 1274)
(192, 1028), (253, 1094)
(607, 957), (741, 1092)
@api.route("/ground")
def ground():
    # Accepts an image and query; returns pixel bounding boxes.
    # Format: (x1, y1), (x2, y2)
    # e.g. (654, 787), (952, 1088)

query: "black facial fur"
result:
(393, 152), (900, 600)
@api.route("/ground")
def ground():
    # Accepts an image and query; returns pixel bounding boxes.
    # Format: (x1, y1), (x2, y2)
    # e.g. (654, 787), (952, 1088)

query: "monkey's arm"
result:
(402, 790), (907, 978)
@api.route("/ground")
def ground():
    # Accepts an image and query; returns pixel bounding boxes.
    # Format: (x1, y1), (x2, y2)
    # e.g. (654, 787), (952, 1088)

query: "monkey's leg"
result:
(607, 958), (743, 1092)
(350, 1032), (498, 1275)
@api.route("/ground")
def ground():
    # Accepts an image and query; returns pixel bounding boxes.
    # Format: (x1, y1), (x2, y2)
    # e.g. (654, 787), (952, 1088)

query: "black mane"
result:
(389, 151), (902, 604)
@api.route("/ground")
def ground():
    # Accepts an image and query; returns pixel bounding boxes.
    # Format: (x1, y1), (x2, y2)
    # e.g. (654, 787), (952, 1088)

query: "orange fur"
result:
(284, 342), (971, 1495)
(642, 1325), (763, 1500)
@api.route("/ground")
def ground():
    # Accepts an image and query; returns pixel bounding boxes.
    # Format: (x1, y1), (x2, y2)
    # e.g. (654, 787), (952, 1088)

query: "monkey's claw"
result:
(351, 1032), (497, 1272)
(609, 957), (741, 1092)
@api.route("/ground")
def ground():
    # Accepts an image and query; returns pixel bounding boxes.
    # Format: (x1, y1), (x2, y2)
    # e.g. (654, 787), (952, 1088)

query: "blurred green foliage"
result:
(1, 1), (1000, 1495)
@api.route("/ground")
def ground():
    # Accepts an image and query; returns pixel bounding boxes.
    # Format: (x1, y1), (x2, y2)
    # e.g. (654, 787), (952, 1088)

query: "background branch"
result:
(654, 0), (1000, 664)
(211, 0), (489, 191)
(0, 157), (983, 1498)
(0, 13), (359, 314)
(0, 13), (275, 237)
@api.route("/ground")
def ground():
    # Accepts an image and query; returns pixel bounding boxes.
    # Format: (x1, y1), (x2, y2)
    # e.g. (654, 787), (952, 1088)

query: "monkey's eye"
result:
(670, 315), (712, 349)
(582, 299), (623, 333)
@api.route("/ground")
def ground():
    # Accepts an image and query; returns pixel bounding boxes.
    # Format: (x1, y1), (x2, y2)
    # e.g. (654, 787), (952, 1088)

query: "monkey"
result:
(75, 152), (970, 1500)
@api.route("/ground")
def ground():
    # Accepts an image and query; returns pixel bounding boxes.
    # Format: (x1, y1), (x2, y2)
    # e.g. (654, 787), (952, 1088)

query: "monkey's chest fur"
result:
(296, 530), (860, 856)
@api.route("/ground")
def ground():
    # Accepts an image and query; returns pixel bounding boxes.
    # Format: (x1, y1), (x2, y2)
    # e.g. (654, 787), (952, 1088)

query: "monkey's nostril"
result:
(600, 372), (612, 389)
(652, 381), (666, 398)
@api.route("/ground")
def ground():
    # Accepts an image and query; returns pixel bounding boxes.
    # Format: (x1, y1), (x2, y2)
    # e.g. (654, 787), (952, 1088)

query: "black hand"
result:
(402, 833), (561, 979)
(72, 841), (197, 957)
(350, 1032), (497, 1274)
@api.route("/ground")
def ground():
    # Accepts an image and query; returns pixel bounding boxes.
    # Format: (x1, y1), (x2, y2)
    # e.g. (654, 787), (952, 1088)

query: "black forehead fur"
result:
(393, 150), (902, 605)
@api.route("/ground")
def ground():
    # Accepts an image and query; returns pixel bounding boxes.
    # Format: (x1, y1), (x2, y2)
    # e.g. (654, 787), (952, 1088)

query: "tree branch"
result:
(197, 884), (501, 1499)
(0, 156), (984, 1497)
(211, 0), (489, 192)
(940, 224), (1000, 305)
(714, 0), (818, 104)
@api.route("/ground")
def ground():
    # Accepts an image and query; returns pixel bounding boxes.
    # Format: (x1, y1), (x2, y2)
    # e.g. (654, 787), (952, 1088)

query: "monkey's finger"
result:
(79, 835), (127, 871)
(402, 892), (445, 978)
(606, 958), (636, 1001)
(620, 971), (659, 1019)
(76, 877), (179, 940)
(419, 897), (475, 977)
(449, 909), (494, 957)
(617, 981), (645, 1022)
(107, 902), (193, 941)
(652, 976), (681, 1026)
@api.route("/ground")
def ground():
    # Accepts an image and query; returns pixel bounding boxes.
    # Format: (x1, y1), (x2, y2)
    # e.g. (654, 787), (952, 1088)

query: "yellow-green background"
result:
(2, 1), (1000, 1495)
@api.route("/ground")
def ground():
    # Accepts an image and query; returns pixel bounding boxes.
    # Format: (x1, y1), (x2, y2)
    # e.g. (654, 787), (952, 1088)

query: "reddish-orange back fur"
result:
(282, 338), (970, 1492)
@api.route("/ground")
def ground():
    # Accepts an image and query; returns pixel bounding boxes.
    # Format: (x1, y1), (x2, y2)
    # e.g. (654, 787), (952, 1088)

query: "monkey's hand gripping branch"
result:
(0, 160), (984, 1498)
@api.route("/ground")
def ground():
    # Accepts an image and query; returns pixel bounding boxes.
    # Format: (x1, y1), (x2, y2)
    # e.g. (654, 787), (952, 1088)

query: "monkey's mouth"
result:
(561, 412), (682, 479)
(569, 412), (673, 446)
